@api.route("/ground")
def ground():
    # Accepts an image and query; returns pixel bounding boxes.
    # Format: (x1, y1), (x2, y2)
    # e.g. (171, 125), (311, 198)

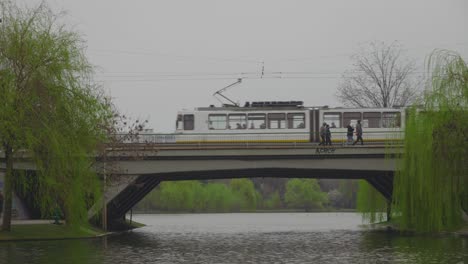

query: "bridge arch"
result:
(105, 167), (394, 227)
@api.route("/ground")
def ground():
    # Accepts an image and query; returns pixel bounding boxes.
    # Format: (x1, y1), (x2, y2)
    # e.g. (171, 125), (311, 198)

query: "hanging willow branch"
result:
(393, 50), (468, 232)
(0, 1), (115, 230)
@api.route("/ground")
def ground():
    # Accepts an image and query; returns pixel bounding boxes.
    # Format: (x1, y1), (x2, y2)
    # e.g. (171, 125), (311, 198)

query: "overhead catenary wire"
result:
(96, 70), (434, 77)
(88, 48), (263, 64)
(90, 45), (465, 83)
(87, 42), (468, 65)
(95, 69), (437, 82)
(95, 75), (434, 83)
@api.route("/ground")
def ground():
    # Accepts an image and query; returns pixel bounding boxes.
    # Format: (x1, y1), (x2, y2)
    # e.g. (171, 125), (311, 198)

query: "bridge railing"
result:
(115, 130), (404, 145)
(332, 131), (404, 145)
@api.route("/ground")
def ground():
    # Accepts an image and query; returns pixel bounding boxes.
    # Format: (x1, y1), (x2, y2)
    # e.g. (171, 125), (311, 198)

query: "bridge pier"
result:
(365, 174), (393, 201)
(365, 174), (394, 221)
(104, 174), (162, 229)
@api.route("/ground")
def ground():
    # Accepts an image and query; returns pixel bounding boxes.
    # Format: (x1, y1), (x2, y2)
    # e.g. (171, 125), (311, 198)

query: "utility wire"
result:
(89, 48), (262, 64)
(96, 75), (433, 83)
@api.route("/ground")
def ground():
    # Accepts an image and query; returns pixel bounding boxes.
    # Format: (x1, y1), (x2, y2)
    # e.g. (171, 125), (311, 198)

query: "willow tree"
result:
(0, 2), (114, 231)
(338, 42), (422, 219)
(356, 180), (387, 223)
(393, 50), (468, 232)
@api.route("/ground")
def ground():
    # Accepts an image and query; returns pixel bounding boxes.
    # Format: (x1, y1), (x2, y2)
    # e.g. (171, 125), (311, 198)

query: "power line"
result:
(88, 48), (263, 64)
(88, 43), (468, 68)
(96, 75), (431, 83)
(96, 70), (435, 80)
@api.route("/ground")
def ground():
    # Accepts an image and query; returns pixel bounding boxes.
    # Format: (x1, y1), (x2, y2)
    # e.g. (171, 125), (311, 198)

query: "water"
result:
(1, 213), (467, 264)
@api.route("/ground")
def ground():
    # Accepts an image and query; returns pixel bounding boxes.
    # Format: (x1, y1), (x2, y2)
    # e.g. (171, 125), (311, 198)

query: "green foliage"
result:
(0, 2), (114, 228)
(393, 51), (468, 232)
(284, 179), (328, 211)
(202, 183), (236, 212)
(263, 191), (282, 209)
(356, 180), (387, 223)
(230, 179), (260, 211)
(135, 178), (342, 213)
(158, 181), (204, 211)
(137, 180), (257, 212)
(335, 180), (358, 208)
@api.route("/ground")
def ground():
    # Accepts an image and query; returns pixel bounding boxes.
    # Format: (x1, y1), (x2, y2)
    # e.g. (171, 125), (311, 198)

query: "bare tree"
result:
(337, 42), (420, 108)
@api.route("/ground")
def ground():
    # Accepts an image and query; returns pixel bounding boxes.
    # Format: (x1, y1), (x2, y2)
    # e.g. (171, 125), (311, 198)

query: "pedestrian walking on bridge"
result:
(353, 120), (364, 145)
(346, 123), (354, 145)
(319, 123), (326, 146)
(325, 124), (332, 146)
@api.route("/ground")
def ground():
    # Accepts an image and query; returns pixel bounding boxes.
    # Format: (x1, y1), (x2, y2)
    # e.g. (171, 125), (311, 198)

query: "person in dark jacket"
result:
(319, 123), (326, 146)
(346, 123), (354, 145)
(325, 124), (332, 146)
(353, 120), (364, 145)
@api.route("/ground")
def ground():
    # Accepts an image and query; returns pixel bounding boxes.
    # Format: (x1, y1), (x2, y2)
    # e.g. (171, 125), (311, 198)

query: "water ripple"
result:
(1, 213), (467, 264)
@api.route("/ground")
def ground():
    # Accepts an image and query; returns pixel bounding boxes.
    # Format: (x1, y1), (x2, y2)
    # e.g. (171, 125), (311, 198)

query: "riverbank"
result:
(0, 224), (105, 241)
(367, 220), (468, 237)
(0, 219), (144, 241)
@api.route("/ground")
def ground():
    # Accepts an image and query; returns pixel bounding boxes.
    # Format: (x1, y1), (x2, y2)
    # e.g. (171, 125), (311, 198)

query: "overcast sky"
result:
(25, 0), (468, 131)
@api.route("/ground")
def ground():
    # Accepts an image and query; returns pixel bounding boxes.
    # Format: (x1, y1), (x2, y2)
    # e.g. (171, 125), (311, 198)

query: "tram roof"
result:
(191, 105), (405, 112)
(195, 106), (307, 111)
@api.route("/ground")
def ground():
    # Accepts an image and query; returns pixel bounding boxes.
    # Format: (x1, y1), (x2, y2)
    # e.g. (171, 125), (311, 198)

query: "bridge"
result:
(95, 143), (399, 228)
(1, 143), (401, 229)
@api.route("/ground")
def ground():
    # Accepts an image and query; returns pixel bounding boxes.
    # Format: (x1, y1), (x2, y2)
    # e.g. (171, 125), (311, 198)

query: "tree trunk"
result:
(2, 144), (14, 231)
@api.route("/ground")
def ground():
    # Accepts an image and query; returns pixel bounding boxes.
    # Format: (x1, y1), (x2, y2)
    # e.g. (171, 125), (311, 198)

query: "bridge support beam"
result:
(365, 174), (394, 201)
(105, 175), (161, 229)
(365, 174), (394, 221)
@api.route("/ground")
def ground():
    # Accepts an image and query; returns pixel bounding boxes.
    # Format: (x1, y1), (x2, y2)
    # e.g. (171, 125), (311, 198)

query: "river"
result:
(1, 213), (467, 263)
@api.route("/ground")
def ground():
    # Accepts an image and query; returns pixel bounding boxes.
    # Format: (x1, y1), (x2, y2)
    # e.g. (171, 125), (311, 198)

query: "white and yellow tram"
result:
(173, 101), (404, 144)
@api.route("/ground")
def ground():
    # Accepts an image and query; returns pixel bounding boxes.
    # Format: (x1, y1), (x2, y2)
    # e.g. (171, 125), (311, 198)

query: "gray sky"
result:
(28, 0), (468, 131)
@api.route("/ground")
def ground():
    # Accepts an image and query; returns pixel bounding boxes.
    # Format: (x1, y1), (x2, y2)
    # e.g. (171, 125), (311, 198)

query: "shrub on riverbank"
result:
(135, 178), (330, 213)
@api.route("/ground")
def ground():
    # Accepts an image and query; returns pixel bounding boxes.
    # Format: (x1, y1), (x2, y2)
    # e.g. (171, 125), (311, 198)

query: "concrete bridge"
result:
(1, 143), (401, 229)
(95, 144), (399, 228)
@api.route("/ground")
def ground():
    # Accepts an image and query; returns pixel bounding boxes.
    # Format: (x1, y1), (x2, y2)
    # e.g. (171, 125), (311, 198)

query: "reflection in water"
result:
(360, 231), (468, 264)
(0, 238), (104, 264)
(0, 213), (467, 264)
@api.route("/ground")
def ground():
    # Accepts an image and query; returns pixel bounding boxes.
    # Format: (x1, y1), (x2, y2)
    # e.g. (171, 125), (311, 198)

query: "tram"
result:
(173, 101), (404, 144)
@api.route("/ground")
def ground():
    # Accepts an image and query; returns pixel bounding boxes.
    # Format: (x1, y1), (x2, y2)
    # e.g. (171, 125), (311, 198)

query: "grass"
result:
(0, 224), (105, 241)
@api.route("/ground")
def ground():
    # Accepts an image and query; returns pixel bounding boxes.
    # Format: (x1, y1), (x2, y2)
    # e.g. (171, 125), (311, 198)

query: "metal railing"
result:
(116, 130), (404, 145)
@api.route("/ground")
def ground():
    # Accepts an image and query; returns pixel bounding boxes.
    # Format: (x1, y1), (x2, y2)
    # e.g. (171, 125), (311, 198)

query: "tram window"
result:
(323, 112), (341, 128)
(287, 113), (306, 129)
(248, 113), (266, 129)
(176, 115), (183, 130)
(363, 112), (381, 128)
(268, 113), (286, 129)
(229, 114), (247, 129)
(208, 114), (227, 130)
(382, 112), (401, 128)
(343, 112), (361, 127)
(183, 114), (194, 130)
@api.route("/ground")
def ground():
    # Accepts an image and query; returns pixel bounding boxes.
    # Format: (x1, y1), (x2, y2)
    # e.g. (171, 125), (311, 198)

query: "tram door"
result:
(309, 109), (320, 142)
